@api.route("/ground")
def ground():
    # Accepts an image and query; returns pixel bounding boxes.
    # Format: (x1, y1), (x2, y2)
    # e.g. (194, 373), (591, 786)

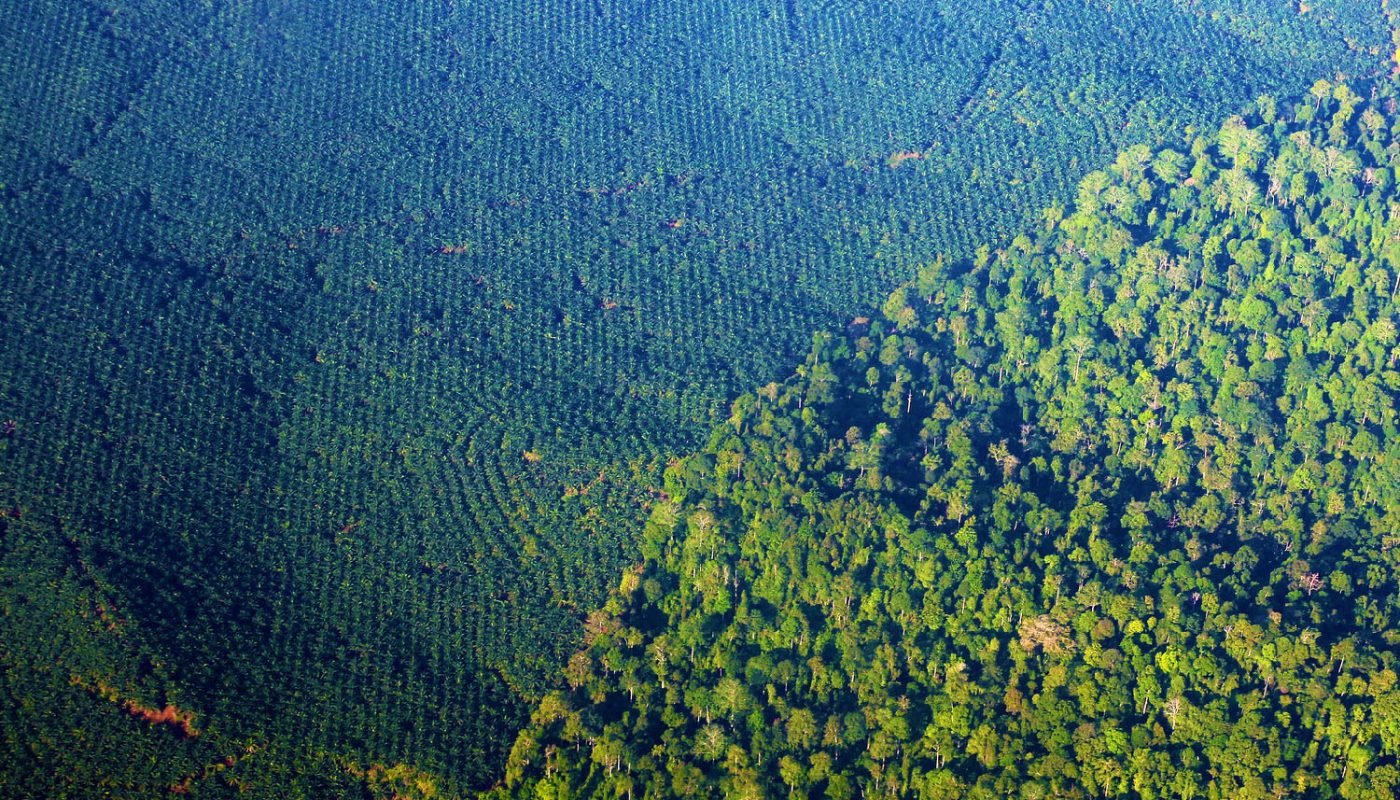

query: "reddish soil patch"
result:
(124, 700), (200, 738)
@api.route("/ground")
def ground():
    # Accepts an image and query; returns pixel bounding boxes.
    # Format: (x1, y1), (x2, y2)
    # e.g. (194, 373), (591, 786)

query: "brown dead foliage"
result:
(1018, 614), (1075, 655)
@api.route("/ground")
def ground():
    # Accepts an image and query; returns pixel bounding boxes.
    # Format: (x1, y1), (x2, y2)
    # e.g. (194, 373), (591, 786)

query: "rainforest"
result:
(0, 1), (1397, 799)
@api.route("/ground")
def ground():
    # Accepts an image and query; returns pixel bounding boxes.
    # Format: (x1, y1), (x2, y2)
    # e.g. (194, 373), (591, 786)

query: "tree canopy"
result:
(501, 79), (1400, 800)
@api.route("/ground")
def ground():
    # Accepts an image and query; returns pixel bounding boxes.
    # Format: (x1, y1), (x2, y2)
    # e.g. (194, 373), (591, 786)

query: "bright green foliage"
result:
(504, 81), (1400, 799)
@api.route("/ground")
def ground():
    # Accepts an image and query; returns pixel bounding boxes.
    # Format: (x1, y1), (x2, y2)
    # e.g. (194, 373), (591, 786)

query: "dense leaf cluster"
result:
(505, 82), (1400, 799)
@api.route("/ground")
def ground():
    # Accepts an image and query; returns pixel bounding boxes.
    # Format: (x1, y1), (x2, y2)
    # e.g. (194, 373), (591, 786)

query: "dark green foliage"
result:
(506, 80), (1400, 799)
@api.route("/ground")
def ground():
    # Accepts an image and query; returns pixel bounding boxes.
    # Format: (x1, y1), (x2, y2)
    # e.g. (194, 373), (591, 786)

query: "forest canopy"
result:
(501, 79), (1400, 800)
(0, 0), (1395, 797)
